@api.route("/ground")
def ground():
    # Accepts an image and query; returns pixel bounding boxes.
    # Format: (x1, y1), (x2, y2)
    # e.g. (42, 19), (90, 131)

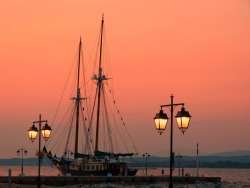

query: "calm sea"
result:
(1, 166), (250, 187)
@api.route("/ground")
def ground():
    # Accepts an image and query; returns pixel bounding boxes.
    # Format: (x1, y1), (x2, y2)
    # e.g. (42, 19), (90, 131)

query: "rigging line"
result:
(79, 42), (92, 97)
(51, 46), (79, 127)
(89, 87), (97, 130)
(98, 86), (105, 151)
(91, 24), (102, 73)
(101, 109), (107, 152)
(51, 100), (77, 156)
(46, 101), (74, 150)
(52, 104), (75, 155)
(79, 74), (93, 136)
(102, 84), (119, 152)
(49, 125), (67, 156)
(103, 83), (129, 153)
(87, 21), (103, 78)
(64, 105), (76, 153)
(81, 42), (95, 75)
(102, 26), (113, 78)
(102, 85), (114, 153)
(126, 129), (139, 155)
(82, 34), (99, 79)
(78, 43), (93, 154)
(80, 47), (86, 88)
(105, 82), (139, 154)
(88, 87), (98, 143)
(122, 121), (139, 155)
(83, 80), (92, 133)
(78, 110), (84, 154)
(80, 102), (93, 154)
(79, 38), (92, 84)
(79, 98), (90, 154)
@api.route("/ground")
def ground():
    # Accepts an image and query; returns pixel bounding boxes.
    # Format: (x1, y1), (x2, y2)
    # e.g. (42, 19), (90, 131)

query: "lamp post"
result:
(142, 152), (150, 175)
(28, 114), (52, 188)
(154, 94), (191, 188)
(176, 154), (182, 176)
(16, 148), (28, 175)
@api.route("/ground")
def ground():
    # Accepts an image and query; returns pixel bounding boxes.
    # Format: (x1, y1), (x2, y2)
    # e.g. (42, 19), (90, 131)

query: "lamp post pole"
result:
(17, 148), (27, 175)
(142, 152), (150, 175)
(170, 95), (174, 186)
(163, 95), (183, 187)
(176, 154), (182, 176)
(154, 94), (191, 188)
(28, 114), (52, 188)
(38, 116), (42, 188)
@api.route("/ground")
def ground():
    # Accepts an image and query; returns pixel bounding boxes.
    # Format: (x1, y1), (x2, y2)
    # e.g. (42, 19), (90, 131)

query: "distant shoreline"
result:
(1, 156), (250, 169)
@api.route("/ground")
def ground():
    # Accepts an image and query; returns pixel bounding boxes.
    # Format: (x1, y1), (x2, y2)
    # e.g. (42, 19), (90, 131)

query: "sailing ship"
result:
(44, 16), (138, 176)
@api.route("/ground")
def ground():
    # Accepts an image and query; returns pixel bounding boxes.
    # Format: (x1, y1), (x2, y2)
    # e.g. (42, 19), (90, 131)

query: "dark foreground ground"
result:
(0, 175), (221, 187)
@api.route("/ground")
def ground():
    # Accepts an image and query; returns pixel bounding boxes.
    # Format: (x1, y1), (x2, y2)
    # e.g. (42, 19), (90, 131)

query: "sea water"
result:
(0, 166), (250, 187)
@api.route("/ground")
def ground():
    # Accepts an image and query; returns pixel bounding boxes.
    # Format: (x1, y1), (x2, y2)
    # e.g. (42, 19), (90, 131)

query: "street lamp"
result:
(154, 94), (191, 188)
(28, 114), (52, 188)
(176, 154), (182, 176)
(16, 148), (28, 175)
(142, 152), (150, 175)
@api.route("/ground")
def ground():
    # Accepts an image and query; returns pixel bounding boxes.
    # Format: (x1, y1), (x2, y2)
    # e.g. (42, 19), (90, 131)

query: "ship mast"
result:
(95, 15), (105, 151)
(74, 38), (82, 154)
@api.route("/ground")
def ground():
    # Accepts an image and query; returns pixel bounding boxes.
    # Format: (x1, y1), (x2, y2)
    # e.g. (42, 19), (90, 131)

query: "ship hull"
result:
(57, 162), (138, 176)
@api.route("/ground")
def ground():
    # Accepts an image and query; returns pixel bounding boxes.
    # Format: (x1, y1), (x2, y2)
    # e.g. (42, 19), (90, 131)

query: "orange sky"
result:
(1, 0), (250, 158)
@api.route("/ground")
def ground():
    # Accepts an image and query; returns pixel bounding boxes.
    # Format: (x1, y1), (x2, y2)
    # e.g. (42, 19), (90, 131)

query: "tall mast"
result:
(95, 16), (105, 151)
(74, 38), (82, 154)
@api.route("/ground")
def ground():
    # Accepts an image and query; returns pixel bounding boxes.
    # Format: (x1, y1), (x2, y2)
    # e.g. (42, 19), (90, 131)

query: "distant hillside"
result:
(152, 149), (250, 157)
(133, 154), (250, 169)
(1, 152), (250, 169)
(209, 150), (250, 156)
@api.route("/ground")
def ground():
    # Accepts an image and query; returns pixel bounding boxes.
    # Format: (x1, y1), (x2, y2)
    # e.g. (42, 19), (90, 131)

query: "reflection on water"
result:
(0, 166), (250, 187)
(0, 166), (61, 176)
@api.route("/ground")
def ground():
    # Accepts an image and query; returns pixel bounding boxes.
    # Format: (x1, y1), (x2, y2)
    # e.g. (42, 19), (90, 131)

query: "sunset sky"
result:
(1, 0), (250, 159)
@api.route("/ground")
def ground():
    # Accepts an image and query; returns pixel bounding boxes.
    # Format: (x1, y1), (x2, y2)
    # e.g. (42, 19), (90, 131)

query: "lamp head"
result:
(41, 122), (52, 141)
(28, 124), (38, 142)
(154, 109), (169, 135)
(175, 107), (191, 134)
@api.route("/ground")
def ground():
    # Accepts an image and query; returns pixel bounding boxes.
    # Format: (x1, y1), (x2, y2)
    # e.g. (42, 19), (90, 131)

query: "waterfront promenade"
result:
(0, 175), (221, 186)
